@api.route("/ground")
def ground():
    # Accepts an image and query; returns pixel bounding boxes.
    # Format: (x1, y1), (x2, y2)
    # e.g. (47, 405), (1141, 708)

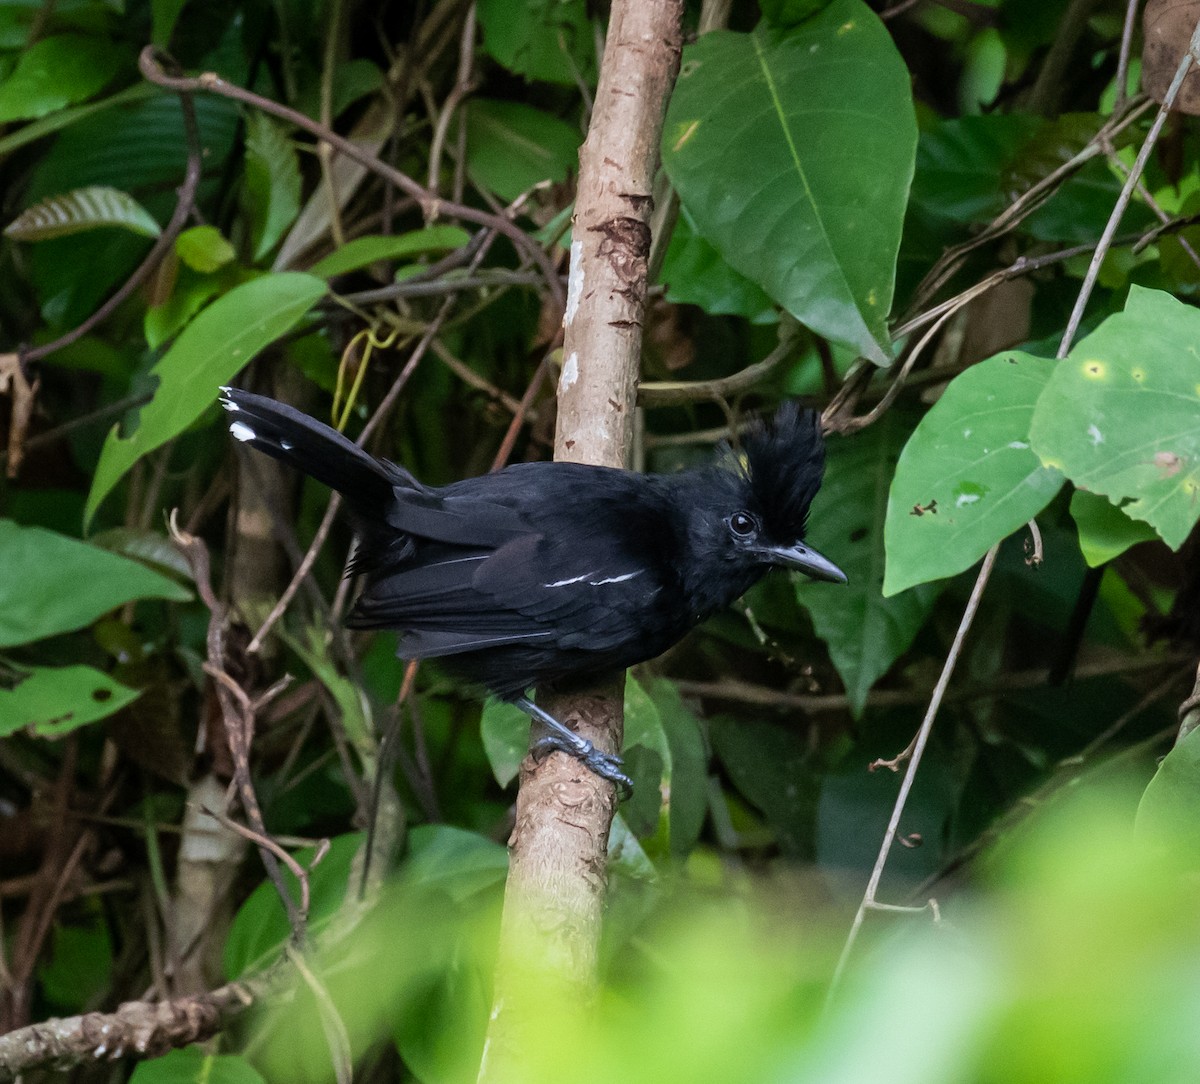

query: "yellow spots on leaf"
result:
(1082, 360), (1106, 379)
(672, 121), (700, 153)
(866, 288), (878, 309)
(837, 20), (856, 35)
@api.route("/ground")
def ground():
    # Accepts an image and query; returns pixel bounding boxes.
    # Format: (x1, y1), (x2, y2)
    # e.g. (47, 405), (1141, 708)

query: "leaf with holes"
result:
(884, 352), (1063, 596)
(0, 665), (141, 737)
(5, 186), (161, 241)
(661, 0), (916, 363)
(1031, 286), (1200, 550)
(86, 272), (326, 525)
(795, 412), (942, 716)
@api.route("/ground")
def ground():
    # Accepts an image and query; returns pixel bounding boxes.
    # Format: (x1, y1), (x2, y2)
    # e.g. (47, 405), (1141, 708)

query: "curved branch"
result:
(137, 47), (564, 310)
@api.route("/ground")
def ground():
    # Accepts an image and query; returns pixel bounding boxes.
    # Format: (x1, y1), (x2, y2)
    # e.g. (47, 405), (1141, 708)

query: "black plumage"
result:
(220, 388), (845, 790)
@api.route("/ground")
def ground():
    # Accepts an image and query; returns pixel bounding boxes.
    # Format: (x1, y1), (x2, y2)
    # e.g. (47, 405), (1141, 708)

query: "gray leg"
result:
(515, 696), (633, 795)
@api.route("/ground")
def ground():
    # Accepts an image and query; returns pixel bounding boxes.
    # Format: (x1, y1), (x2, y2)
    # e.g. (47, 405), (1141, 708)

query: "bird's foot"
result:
(516, 696), (633, 797)
(530, 733), (633, 795)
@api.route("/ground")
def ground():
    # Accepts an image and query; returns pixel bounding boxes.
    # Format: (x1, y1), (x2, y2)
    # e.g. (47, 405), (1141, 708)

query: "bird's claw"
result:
(531, 734), (633, 797)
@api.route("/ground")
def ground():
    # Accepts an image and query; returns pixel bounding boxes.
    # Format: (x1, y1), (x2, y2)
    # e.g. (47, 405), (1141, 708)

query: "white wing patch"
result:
(588, 571), (642, 586)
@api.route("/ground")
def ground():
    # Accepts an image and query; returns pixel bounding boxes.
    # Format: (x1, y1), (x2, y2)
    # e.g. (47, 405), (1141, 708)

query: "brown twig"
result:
(827, 543), (1000, 1005)
(672, 651), (1190, 713)
(137, 46), (564, 311)
(168, 512), (305, 943)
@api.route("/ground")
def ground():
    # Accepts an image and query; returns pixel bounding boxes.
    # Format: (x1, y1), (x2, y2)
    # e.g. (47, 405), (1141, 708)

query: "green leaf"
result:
(0, 34), (122, 122)
(224, 834), (362, 980)
(1137, 726), (1200, 863)
(477, 0), (596, 85)
(175, 225), (236, 272)
(86, 272), (327, 525)
(884, 351), (1063, 596)
(623, 677), (669, 835)
(1070, 489), (1158, 567)
(709, 715), (817, 856)
(1030, 286), (1200, 550)
(308, 225), (470, 279)
(5, 186), (161, 241)
(910, 115), (1041, 224)
(0, 665), (141, 737)
(282, 626), (372, 756)
(143, 267), (224, 350)
(130, 1048), (266, 1084)
(242, 112), (302, 262)
(481, 699), (529, 788)
(760, 0), (835, 27)
(0, 519), (190, 647)
(646, 678), (710, 858)
(661, 2), (917, 363)
(38, 912), (113, 1011)
(151, 0), (189, 48)
(797, 412), (942, 714)
(658, 205), (776, 323)
(404, 825), (508, 900)
(0, 83), (157, 159)
(464, 99), (581, 203)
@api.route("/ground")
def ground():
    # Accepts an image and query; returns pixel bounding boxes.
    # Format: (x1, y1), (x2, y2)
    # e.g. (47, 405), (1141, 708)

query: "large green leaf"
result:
(0, 665), (141, 736)
(464, 99), (581, 203)
(796, 412), (942, 715)
(86, 272), (327, 524)
(0, 34), (122, 122)
(884, 352), (1063, 596)
(661, 1), (916, 363)
(1030, 286), (1200, 550)
(0, 519), (190, 647)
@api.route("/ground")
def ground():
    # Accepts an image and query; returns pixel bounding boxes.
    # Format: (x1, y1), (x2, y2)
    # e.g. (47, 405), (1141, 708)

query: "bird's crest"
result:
(738, 403), (826, 540)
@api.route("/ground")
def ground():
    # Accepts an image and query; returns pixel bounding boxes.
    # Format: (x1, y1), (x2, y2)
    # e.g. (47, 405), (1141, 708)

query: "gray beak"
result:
(760, 541), (847, 584)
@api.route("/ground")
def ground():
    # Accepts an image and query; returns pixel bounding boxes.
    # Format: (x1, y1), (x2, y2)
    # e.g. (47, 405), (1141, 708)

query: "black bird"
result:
(219, 388), (845, 791)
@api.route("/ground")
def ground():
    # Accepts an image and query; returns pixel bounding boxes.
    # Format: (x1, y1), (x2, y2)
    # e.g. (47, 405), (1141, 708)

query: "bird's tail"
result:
(219, 387), (412, 510)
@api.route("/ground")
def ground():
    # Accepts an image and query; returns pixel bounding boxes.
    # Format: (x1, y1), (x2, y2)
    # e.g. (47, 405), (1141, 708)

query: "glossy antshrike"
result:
(220, 388), (845, 792)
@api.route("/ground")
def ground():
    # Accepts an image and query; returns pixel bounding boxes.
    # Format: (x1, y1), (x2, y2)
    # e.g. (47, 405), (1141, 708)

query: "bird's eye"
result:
(728, 511), (758, 538)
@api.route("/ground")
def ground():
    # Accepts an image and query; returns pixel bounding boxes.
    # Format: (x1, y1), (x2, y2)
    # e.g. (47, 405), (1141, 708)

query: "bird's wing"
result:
(470, 504), (670, 651)
(349, 465), (680, 657)
(382, 491), (526, 548)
